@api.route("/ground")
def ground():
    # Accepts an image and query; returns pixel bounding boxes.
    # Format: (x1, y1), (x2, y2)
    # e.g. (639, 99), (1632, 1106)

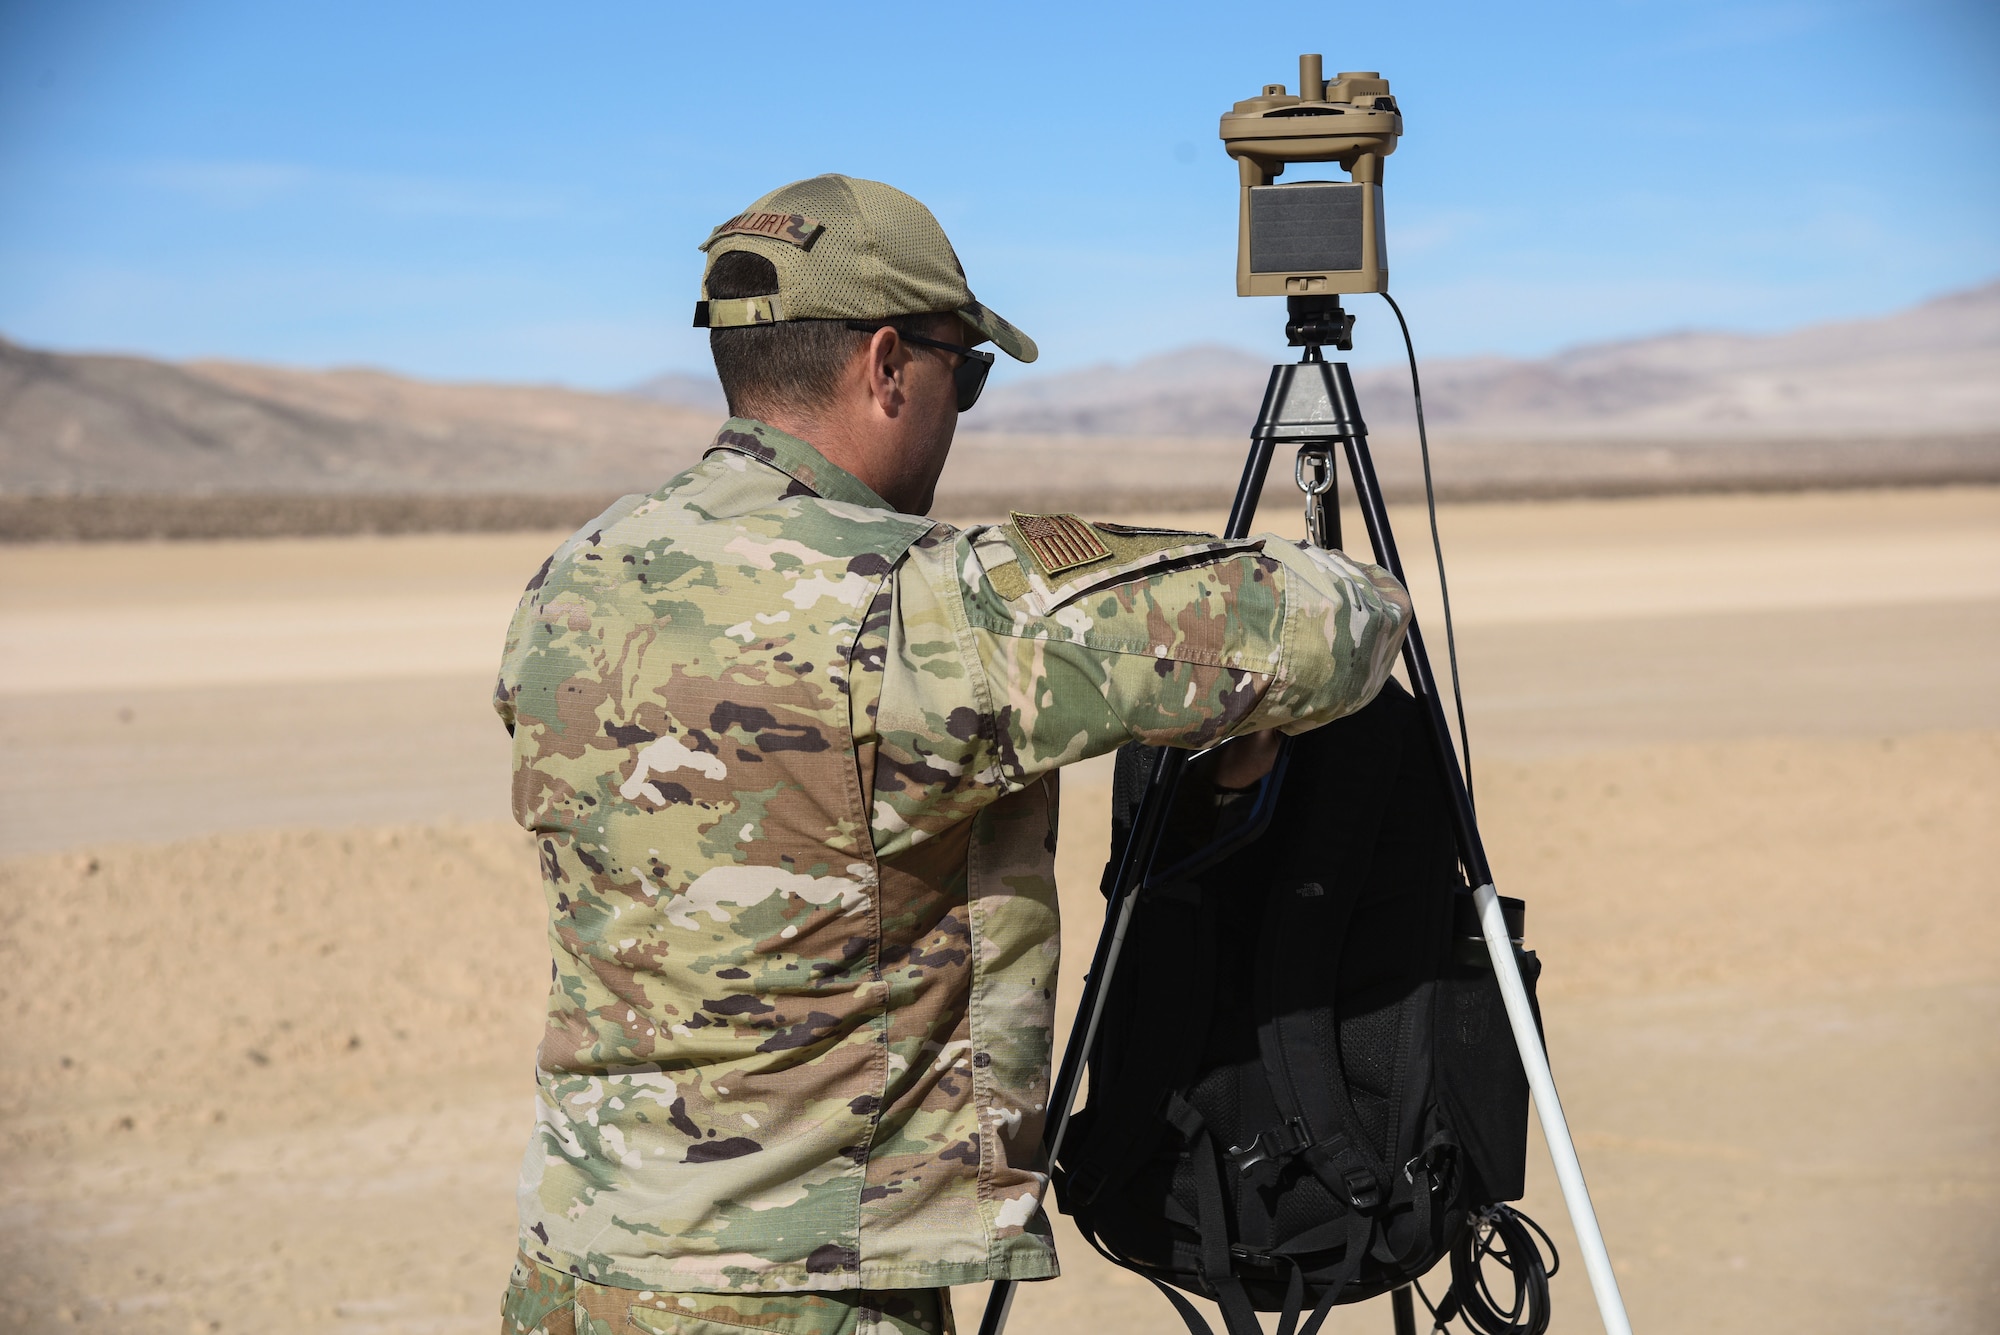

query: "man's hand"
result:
(1211, 728), (1284, 791)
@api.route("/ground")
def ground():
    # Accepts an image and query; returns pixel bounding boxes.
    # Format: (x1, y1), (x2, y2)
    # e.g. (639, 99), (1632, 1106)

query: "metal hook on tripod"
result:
(1295, 448), (1336, 496)
(1295, 446), (1341, 550)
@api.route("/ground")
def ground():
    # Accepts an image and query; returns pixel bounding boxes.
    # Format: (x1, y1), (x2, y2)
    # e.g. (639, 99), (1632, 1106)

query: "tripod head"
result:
(1285, 295), (1354, 354)
(1219, 54), (1402, 300)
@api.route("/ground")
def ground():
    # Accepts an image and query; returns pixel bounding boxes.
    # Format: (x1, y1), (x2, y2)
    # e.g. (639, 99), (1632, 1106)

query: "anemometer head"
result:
(1219, 54), (1401, 300)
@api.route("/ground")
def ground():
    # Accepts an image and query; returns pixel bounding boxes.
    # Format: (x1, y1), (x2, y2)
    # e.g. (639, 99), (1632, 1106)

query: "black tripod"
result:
(977, 297), (1631, 1335)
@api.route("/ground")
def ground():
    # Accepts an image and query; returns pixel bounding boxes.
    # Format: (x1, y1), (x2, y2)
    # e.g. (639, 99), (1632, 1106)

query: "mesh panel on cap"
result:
(841, 178), (974, 318)
(702, 174), (974, 323)
(768, 174), (886, 320)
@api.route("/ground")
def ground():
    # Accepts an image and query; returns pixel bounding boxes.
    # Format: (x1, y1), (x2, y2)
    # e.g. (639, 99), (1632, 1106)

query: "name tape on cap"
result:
(708, 212), (825, 250)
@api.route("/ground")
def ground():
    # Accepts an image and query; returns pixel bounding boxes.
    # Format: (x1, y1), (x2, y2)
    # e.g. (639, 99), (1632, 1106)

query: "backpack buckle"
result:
(1226, 1243), (1285, 1275)
(1343, 1166), (1382, 1210)
(1226, 1117), (1312, 1173)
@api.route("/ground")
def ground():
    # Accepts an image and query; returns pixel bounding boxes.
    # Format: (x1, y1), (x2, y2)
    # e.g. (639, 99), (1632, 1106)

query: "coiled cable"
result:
(1415, 1204), (1559, 1335)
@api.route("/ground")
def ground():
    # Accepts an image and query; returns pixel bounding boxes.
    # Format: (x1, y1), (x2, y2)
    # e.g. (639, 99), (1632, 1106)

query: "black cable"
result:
(1380, 292), (1473, 806)
(1413, 1205), (1558, 1335)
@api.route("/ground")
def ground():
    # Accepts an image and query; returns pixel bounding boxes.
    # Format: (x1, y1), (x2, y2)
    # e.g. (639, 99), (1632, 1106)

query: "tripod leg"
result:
(1391, 1286), (1419, 1335)
(1323, 364), (1633, 1335)
(976, 1281), (1017, 1335)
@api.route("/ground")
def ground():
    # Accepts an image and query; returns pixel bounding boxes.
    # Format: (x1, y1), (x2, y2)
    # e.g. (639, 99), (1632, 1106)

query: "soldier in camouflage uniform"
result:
(495, 174), (1412, 1335)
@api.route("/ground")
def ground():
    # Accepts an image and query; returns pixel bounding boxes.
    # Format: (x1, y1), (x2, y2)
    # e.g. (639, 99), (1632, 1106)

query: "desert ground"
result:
(1, 486), (1996, 1333)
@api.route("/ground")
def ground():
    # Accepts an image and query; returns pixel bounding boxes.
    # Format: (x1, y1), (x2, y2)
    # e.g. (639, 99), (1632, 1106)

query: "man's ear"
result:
(861, 326), (910, 417)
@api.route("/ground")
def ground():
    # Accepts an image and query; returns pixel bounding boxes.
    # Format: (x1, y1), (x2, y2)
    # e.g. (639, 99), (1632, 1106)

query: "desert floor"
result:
(1, 486), (1996, 1334)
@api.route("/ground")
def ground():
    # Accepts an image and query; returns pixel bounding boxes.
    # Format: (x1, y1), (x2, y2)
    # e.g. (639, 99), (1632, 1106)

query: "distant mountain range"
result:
(628, 369), (727, 416)
(3, 282), (1995, 536)
(632, 281), (2000, 441)
(0, 340), (715, 498)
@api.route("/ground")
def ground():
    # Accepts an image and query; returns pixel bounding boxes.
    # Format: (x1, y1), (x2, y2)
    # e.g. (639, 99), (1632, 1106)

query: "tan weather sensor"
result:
(1219, 55), (1402, 298)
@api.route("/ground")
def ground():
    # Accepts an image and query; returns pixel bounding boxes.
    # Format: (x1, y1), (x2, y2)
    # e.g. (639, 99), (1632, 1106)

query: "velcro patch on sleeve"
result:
(705, 211), (825, 250)
(1008, 512), (1113, 577)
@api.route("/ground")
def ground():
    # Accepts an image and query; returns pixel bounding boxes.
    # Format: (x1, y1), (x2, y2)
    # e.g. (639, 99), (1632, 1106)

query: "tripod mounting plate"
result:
(1252, 357), (1367, 445)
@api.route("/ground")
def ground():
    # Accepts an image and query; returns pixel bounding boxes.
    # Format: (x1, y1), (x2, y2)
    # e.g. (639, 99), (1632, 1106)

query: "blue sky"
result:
(1, 0), (1994, 389)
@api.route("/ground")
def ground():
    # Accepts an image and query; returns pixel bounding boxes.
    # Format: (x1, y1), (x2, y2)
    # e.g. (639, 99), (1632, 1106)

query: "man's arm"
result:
(864, 518), (1410, 848)
(965, 519), (1409, 764)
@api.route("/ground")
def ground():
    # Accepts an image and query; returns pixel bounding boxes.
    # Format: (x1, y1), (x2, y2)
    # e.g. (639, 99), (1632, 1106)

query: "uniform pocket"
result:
(500, 1251), (576, 1335)
(625, 1310), (767, 1335)
(622, 1289), (951, 1335)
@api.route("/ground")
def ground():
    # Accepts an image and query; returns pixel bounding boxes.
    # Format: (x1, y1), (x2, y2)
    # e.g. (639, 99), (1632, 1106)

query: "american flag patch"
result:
(1009, 512), (1112, 577)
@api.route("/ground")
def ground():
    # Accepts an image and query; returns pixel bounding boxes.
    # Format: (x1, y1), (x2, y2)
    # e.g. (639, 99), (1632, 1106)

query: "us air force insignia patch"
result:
(1009, 512), (1112, 576)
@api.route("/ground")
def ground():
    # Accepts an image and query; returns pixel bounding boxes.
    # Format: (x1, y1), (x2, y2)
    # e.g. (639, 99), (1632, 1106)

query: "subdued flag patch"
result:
(1008, 512), (1113, 577)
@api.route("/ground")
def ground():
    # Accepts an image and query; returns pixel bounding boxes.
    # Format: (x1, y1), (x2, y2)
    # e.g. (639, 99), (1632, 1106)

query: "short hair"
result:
(706, 250), (954, 417)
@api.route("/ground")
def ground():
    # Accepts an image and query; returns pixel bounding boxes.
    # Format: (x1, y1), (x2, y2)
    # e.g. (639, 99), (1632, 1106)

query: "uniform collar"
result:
(704, 417), (893, 511)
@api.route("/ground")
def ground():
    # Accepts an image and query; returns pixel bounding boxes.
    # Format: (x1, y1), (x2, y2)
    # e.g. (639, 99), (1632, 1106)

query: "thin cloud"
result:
(1390, 208), (1503, 259)
(1652, 2), (1832, 56)
(128, 159), (584, 221)
(129, 161), (313, 208)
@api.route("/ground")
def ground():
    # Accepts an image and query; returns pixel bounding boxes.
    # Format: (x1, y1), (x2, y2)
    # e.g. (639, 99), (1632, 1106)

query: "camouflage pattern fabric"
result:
(494, 417), (1410, 1293)
(502, 1250), (953, 1334)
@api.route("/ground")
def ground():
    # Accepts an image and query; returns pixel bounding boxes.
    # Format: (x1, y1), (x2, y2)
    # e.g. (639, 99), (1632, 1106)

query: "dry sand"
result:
(2, 488), (1996, 1333)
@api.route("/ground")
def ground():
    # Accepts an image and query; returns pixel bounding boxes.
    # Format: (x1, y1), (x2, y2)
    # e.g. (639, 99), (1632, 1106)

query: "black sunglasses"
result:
(844, 321), (995, 412)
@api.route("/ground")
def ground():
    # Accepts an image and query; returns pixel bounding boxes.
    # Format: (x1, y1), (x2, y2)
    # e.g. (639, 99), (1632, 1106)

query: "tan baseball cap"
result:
(694, 174), (1038, 363)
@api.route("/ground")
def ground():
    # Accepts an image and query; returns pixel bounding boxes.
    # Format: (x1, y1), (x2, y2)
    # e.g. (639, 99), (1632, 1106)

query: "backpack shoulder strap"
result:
(1254, 878), (1397, 1206)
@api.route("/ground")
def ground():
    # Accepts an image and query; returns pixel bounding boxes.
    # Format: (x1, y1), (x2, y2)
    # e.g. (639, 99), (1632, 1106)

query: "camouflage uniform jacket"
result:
(494, 418), (1412, 1294)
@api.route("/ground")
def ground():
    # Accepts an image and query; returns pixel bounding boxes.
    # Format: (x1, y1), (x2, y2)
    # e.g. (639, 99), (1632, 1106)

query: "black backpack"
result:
(1054, 682), (1551, 1335)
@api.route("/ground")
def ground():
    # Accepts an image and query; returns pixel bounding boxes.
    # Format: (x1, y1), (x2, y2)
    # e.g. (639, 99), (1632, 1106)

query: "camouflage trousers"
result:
(502, 1252), (957, 1335)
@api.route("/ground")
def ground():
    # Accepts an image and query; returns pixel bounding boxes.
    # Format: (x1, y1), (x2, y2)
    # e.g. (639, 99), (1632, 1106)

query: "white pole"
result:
(1474, 882), (1634, 1335)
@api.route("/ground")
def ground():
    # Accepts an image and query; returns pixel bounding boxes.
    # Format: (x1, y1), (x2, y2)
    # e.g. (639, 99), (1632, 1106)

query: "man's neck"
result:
(750, 406), (927, 514)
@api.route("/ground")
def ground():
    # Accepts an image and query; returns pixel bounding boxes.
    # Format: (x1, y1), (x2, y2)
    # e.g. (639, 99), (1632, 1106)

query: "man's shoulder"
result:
(525, 456), (938, 596)
(952, 513), (1265, 619)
